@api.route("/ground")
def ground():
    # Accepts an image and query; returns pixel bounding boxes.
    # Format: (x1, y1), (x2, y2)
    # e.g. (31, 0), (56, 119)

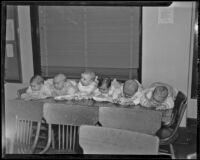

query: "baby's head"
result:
(152, 86), (168, 103)
(123, 80), (139, 98)
(53, 73), (67, 90)
(30, 75), (44, 91)
(99, 78), (111, 94)
(80, 70), (96, 86)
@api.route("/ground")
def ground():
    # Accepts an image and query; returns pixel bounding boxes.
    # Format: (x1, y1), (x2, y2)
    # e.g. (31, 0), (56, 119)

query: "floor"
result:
(6, 119), (196, 159)
(35, 126), (197, 159)
(172, 126), (197, 159)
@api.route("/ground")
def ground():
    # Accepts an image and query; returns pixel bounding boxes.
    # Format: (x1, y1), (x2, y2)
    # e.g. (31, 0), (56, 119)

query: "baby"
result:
(140, 82), (177, 125)
(21, 75), (52, 100)
(116, 79), (143, 105)
(149, 82), (178, 100)
(108, 78), (123, 100)
(98, 77), (112, 96)
(46, 73), (78, 97)
(77, 70), (98, 96)
(140, 83), (176, 110)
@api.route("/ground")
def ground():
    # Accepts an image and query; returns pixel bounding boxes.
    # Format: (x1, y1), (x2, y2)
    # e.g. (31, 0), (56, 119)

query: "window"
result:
(32, 5), (142, 81)
(5, 5), (22, 82)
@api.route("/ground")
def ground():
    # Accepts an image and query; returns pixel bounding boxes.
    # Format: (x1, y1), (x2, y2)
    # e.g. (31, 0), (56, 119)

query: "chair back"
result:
(13, 117), (41, 154)
(170, 91), (187, 130)
(5, 99), (43, 154)
(41, 103), (99, 153)
(79, 125), (159, 154)
(99, 107), (162, 135)
(157, 91), (187, 145)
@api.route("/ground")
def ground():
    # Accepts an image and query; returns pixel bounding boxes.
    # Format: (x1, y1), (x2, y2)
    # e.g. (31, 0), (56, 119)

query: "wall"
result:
(5, 6), (33, 100)
(142, 2), (197, 126)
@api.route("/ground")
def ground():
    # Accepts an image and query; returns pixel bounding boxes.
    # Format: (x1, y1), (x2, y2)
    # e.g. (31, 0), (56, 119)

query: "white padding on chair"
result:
(79, 125), (159, 154)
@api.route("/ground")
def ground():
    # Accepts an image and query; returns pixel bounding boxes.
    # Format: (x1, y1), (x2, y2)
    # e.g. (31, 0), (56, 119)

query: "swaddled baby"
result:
(116, 79), (143, 105)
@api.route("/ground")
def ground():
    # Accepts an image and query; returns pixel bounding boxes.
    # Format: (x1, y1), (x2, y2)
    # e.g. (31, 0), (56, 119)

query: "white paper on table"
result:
(92, 95), (113, 102)
(54, 95), (74, 100)
(6, 44), (14, 57)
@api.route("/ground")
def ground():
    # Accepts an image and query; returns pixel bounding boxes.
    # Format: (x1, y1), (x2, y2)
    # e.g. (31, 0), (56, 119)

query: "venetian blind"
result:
(39, 6), (140, 80)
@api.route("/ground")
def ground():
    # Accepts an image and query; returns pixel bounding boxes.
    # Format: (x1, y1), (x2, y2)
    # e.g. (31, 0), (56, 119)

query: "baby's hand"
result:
(113, 99), (120, 104)
(95, 76), (99, 83)
(21, 94), (32, 101)
(156, 105), (167, 110)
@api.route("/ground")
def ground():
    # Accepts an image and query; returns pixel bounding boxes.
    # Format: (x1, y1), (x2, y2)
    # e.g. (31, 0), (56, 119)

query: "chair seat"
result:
(156, 127), (173, 139)
(157, 127), (179, 145)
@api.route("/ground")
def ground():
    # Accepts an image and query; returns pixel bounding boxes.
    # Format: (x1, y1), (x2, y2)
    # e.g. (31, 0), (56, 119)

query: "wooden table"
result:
(4, 98), (162, 153)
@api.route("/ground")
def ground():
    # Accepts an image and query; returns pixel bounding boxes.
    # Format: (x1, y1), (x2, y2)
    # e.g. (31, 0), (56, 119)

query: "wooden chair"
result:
(156, 91), (187, 159)
(39, 103), (99, 154)
(98, 106), (162, 135)
(12, 116), (41, 154)
(5, 99), (43, 154)
(79, 125), (159, 154)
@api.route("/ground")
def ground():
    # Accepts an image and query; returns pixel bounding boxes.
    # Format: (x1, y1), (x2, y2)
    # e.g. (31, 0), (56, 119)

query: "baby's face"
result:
(99, 83), (109, 94)
(123, 90), (135, 98)
(152, 88), (167, 103)
(30, 82), (42, 91)
(80, 74), (93, 86)
(53, 78), (65, 90)
(152, 93), (165, 103)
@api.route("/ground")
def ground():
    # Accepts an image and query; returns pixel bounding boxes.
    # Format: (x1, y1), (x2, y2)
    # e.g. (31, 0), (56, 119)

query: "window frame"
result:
(30, 3), (143, 83)
(4, 5), (22, 83)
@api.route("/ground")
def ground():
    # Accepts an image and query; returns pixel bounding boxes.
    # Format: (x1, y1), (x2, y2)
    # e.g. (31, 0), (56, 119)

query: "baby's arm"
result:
(139, 91), (153, 108)
(40, 85), (53, 98)
(156, 97), (174, 110)
(84, 82), (98, 95)
(132, 91), (143, 105)
(21, 93), (41, 100)
(21, 87), (35, 100)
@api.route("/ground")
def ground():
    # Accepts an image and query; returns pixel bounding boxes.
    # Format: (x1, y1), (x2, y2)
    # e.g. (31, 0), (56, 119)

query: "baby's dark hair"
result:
(98, 77), (112, 88)
(30, 75), (44, 85)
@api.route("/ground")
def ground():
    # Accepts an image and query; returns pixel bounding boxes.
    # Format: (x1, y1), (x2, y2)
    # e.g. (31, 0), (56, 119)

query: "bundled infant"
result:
(94, 78), (143, 105)
(114, 79), (143, 105)
(140, 82), (178, 110)
(45, 73), (78, 97)
(77, 70), (99, 97)
(21, 75), (52, 100)
(140, 82), (178, 125)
